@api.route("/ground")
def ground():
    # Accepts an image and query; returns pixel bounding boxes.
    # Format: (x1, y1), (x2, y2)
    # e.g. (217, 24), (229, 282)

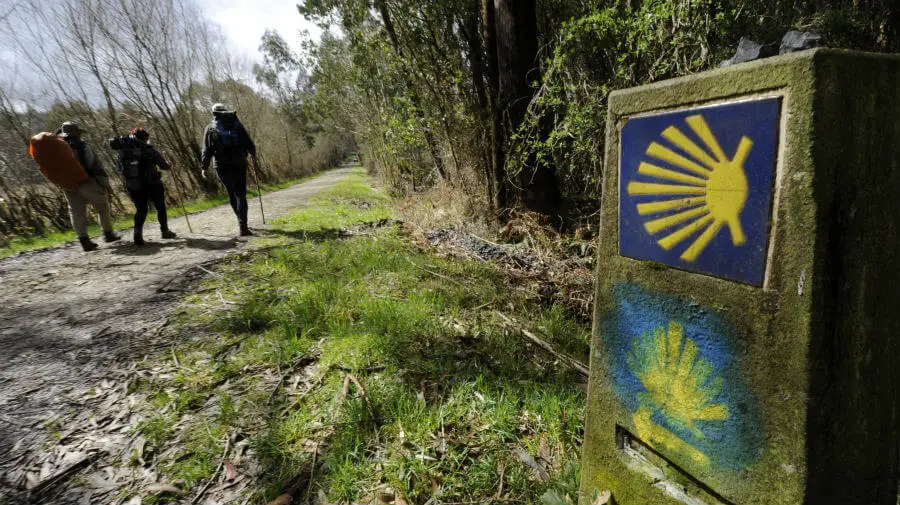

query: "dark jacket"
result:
(200, 114), (256, 171)
(111, 135), (169, 186)
(141, 144), (170, 183)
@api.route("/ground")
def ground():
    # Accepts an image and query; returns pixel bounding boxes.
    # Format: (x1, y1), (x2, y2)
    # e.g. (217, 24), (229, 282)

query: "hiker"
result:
(56, 122), (121, 251)
(109, 128), (177, 245)
(200, 103), (257, 236)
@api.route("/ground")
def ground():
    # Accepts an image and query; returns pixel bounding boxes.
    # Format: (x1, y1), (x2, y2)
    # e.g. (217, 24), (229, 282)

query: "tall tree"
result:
(374, 0), (450, 182)
(481, 0), (506, 216)
(494, 0), (559, 218)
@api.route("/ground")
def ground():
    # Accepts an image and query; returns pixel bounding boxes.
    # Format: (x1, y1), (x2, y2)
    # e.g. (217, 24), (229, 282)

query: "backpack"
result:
(109, 135), (155, 191)
(214, 112), (244, 154)
(29, 132), (90, 189)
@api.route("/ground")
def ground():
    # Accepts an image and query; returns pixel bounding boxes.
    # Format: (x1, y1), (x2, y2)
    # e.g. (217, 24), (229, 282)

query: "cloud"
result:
(196, 0), (322, 62)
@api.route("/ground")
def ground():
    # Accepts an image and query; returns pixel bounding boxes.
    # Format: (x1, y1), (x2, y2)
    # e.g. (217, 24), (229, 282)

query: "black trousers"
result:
(216, 164), (248, 227)
(129, 183), (168, 233)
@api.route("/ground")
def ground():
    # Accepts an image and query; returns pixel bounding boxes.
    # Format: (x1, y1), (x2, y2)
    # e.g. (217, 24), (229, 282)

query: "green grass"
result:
(0, 172), (324, 258)
(132, 168), (587, 503)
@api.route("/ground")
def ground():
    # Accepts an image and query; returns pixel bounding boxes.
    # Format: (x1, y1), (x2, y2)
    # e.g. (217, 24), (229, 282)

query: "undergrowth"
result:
(137, 168), (589, 504)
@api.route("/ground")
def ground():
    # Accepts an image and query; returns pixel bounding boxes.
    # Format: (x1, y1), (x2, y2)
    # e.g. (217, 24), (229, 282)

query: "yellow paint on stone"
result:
(627, 321), (730, 466)
(626, 114), (752, 261)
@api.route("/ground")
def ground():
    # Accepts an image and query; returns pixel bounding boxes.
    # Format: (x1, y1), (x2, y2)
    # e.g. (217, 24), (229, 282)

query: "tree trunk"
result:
(482, 0), (508, 217)
(494, 0), (559, 218)
(463, 6), (496, 218)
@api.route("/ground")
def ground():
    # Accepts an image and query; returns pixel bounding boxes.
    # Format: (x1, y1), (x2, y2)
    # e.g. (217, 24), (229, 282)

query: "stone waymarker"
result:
(581, 49), (900, 505)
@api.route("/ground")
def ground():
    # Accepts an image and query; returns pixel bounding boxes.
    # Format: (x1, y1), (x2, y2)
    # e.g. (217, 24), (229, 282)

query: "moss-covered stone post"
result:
(580, 49), (900, 505)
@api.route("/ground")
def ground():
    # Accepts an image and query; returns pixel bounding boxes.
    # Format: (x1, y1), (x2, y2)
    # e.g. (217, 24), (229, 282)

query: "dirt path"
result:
(0, 167), (350, 500)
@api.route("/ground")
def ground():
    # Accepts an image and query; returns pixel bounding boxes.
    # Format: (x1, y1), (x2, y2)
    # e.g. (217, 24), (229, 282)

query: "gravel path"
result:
(0, 167), (350, 499)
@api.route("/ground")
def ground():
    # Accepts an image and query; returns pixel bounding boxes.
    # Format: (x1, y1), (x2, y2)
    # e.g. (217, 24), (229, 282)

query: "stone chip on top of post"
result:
(580, 48), (900, 505)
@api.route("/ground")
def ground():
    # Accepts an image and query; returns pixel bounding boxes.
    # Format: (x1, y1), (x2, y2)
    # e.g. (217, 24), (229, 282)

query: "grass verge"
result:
(134, 168), (588, 504)
(0, 172), (324, 258)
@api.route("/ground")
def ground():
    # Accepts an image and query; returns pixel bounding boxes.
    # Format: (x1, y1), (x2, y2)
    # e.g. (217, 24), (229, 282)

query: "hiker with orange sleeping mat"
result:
(29, 122), (121, 251)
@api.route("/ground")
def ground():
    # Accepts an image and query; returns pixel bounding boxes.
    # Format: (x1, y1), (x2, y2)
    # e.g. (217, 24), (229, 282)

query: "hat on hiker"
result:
(130, 127), (149, 141)
(212, 103), (229, 114)
(58, 122), (84, 139)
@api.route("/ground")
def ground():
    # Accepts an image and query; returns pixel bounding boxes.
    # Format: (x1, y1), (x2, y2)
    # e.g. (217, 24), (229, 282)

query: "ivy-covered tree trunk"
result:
(494, 0), (559, 218)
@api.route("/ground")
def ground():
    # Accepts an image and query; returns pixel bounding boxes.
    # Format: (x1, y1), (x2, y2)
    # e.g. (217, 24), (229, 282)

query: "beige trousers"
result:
(64, 178), (113, 237)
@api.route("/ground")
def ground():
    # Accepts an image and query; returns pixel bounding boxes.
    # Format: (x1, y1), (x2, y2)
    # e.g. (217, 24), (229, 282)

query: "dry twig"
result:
(332, 364), (386, 373)
(495, 311), (589, 377)
(30, 452), (99, 496)
(281, 368), (332, 416)
(194, 264), (223, 278)
(306, 440), (320, 503)
(191, 436), (230, 504)
(406, 257), (463, 286)
(345, 373), (375, 419)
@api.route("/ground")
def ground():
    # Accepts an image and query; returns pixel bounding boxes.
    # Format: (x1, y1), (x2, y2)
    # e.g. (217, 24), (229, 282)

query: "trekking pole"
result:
(250, 154), (266, 224)
(170, 164), (193, 233)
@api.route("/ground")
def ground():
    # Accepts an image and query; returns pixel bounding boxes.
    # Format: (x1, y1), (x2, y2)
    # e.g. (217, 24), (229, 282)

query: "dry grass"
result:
(396, 181), (494, 237)
(397, 185), (599, 322)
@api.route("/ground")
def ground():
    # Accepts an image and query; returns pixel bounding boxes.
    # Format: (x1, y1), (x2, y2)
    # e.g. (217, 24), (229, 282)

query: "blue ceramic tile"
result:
(619, 98), (781, 285)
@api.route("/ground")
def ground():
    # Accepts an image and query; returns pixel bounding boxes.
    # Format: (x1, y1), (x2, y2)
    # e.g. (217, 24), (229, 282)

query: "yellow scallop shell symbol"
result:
(627, 115), (753, 262)
(628, 321), (730, 465)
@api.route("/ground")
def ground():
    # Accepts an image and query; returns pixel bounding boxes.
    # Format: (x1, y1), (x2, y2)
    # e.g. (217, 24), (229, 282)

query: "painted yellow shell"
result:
(626, 115), (753, 262)
(627, 321), (729, 465)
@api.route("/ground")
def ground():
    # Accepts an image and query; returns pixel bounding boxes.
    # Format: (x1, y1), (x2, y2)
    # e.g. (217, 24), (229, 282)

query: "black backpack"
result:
(109, 135), (155, 191)
(213, 112), (246, 158)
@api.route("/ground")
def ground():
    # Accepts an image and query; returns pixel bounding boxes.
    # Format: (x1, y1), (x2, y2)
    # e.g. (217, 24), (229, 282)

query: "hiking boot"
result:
(79, 236), (99, 252)
(103, 231), (121, 243)
(161, 229), (177, 239)
(134, 230), (145, 246)
(239, 226), (253, 237)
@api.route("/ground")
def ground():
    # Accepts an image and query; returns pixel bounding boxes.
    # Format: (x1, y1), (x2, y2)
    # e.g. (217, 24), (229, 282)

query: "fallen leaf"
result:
(538, 436), (551, 462)
(145, 483), (181, 494)
(130, 436), (147, 461)
(267, 493), (292, 505)
(592, 490), (612, 505)
(514, 447), (549, 482)
(39, 461), (54, 481)
(88, 474), (118, 490)
(225, 461), (237, 481)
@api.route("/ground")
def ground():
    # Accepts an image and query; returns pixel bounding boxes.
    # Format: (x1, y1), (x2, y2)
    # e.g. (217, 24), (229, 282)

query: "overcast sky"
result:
(0, 0), (323, 110)
(196, 0), (322, 63)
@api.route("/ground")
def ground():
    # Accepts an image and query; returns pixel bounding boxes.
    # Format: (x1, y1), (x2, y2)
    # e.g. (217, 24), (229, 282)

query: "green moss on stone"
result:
(582, 49), (900, 505)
